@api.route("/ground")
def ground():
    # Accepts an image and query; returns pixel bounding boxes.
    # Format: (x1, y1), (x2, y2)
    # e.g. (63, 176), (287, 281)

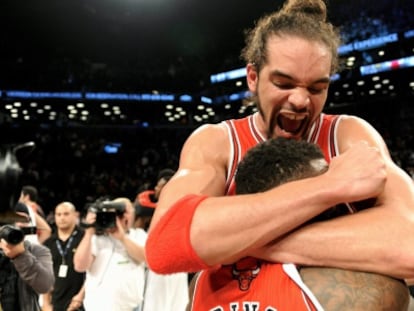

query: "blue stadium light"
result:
(149, 93), (174, 101)
(86, 92), (130, 100)
(352, 33), (398, 51)
(0, 90), (175, 102)
(179, 94), (193, 102)
(228, 91), (251, 102)
(330, 73), (341, 81)
(104, 142), (122, 154)
(210, 67), (246, 84)
(5, 91), (82, 99)
(3, 90), (176, 101)
(338, 43), (354, 55)
(85, 92), (174, 101)
(359, 55), (414, 76)
(201, 96), (212, 104)
(338, 33), (399, 55)
(404, 29), (414, 39)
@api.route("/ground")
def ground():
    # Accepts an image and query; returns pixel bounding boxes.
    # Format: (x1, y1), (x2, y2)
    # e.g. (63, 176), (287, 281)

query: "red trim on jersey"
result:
(224, 114), (265, 195)
(328, 115), (339, 160)
(224, 119), (240, 195)
(248, 114), (264, 142)
(308, 113), (340, 163)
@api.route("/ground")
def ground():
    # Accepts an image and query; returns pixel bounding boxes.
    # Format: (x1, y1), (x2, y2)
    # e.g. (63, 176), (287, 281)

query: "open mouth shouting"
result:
(274, 110), (309, 138)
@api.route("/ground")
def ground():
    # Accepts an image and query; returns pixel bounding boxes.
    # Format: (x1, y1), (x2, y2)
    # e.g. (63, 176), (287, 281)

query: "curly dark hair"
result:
(241, 0), (342, 75)
(235, 137), (327, 195)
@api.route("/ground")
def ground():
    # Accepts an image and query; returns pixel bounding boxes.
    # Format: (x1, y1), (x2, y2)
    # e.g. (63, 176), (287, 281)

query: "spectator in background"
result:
(74, 197), (146, 311)
(18, 185), (51, 243)
(134, 168), (175, 231)
(19, 185), (46, 218)
(0, 219), (54, 311)
(134, 168), (189, 311)
(43, 202), (85, 311)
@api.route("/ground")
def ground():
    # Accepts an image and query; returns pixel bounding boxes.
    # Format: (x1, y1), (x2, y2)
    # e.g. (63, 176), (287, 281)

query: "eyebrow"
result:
(270, 69), (331, 84)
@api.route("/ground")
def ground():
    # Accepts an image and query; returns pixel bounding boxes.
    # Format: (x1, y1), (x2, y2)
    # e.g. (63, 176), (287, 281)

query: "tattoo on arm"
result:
(300, 267), (410, 311)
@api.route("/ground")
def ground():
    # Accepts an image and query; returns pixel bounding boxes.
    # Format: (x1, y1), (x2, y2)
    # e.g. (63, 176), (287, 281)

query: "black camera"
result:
(87, 200), (126, 232)
(0, 225), (24, 245)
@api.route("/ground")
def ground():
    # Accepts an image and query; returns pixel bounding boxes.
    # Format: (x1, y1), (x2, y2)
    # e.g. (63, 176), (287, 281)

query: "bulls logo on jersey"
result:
(231, 257), (262, 291)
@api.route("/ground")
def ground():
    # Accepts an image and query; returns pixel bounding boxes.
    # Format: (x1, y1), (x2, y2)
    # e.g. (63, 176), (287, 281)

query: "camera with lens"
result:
(87, 199), (126, 233)
(0, 224), (24, 245)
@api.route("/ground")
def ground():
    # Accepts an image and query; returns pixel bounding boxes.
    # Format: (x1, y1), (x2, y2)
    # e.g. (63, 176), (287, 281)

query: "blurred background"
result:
(0, 0), (413, 214)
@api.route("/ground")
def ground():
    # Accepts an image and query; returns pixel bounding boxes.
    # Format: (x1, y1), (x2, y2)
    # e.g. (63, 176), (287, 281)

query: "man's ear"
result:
(246, 63), (258, 93)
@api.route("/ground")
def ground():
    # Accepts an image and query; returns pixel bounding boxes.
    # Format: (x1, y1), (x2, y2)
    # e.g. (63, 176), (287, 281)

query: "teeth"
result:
(284, 114), (305, 121)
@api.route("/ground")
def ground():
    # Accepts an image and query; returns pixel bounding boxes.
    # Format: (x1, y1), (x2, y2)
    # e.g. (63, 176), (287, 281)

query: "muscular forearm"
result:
(150, 138), (389, 272)
(190, 176), (344, 266)
(253, 207), (414, 279)
(149, 173), (377, 272)
(73, 230), (94, 272)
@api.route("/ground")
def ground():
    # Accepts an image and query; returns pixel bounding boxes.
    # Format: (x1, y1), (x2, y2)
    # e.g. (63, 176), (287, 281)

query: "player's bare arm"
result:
(300, 267), (409, 311)
(148, 118), (388, 269)
(252, 116), (414, 279)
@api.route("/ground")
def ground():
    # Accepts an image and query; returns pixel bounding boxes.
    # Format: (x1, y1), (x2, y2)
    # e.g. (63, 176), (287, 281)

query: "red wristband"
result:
(145, 194), (210, 273)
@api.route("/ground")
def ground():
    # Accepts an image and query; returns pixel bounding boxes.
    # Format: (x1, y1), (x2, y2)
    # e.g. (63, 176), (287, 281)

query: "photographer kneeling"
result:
(0, 222), (54, 311)
(73, 197), (147, 311)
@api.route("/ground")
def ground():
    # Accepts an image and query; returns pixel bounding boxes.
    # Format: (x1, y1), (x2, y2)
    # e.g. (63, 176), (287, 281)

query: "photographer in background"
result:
(0, 142), (54, 310)
(0, 218), (54, 311)
(73, 197), (147, 311)
(18, 186), (52, 244)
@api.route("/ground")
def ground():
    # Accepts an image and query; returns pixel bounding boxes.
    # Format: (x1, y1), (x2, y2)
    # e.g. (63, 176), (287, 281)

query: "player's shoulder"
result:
(334, 114), (386, 153)
(335, 114), (376, 131)
(191, 121), (229, 138)
(183, 121), (231, 152)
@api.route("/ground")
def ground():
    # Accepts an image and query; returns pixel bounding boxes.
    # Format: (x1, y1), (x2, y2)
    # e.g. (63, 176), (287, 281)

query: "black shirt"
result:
(43, 226), (85, 311)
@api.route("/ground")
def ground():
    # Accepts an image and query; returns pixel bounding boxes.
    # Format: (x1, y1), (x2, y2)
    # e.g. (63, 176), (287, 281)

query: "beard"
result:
(253, 94), (273, 139)
(255, 96), (278, 140)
